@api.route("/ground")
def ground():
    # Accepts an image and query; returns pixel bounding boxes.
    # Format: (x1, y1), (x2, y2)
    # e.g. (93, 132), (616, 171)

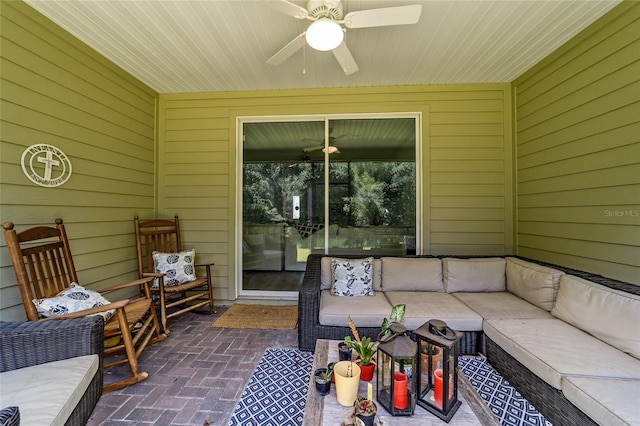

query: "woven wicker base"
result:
(211, 304), (298, 329)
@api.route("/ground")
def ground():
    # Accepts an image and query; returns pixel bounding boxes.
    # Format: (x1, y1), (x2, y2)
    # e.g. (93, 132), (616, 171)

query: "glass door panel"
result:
(240, 115), (418, 295)
(327, 118), (416, 256)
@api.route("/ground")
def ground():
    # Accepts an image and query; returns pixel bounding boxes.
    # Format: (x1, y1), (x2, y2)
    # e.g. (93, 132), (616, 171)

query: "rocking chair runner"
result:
(133, 215), (216, 334)
(2, 219), (166, 393)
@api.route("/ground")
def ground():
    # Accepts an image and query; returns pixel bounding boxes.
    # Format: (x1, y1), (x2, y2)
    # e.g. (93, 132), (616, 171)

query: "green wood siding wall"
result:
(158, 85), (513, 301)
(0, 1), (159, 320)
(513, 2), (640, 284)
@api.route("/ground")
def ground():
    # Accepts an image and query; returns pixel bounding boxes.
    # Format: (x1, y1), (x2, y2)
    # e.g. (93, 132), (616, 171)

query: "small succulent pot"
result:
(353, 396), (377, 426)
(338, 341), (352, 361)
(314, 368), (331, 396)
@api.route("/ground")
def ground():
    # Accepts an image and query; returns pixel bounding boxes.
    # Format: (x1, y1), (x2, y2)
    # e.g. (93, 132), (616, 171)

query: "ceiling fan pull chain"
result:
(303, 44), (306, 74)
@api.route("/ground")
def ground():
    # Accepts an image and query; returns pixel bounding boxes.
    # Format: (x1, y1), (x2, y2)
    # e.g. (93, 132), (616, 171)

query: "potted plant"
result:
(345, 315), (377, 381)
(380, 303), (406, 337)
(352, 395), (378, 426)
(420, 345), (442, 374)
(314, 367), (332, 396)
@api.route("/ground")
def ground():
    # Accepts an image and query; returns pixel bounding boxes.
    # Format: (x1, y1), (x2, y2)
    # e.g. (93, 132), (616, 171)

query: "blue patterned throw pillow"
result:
(0, 406), (19, 426)
(331, 257), (374, 296)
(153, 249), (196, 286)
(32, 283), (114, 322)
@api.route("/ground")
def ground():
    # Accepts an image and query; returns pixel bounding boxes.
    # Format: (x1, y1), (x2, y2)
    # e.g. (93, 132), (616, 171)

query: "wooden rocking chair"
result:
(134, 215), (216, 334)
(2, 219), (166, 393)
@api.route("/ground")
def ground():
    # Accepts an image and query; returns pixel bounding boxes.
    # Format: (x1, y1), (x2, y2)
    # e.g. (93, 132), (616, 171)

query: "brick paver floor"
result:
(87, 305), (299, 426)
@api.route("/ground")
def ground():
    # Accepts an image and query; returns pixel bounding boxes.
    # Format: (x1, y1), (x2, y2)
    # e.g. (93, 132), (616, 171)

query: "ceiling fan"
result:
(265, 0), (422, 75)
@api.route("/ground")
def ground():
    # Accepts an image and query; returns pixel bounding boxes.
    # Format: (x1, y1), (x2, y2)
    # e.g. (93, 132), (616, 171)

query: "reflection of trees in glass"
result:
(342, 162), (415, 227)
(244, 163), (316, 223)
(244, 161), (415, 226)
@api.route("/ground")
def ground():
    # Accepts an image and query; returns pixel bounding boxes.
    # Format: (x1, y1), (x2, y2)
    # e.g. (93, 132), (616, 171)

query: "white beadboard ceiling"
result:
(24, 0), (621, 93)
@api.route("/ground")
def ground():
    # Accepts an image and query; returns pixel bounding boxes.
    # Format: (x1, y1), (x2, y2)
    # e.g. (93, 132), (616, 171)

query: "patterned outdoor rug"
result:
(228, 348), (550, 426)
(212, 304), (298, 329)
(229, 347), (314, 426)
(459, 356), (551, 426)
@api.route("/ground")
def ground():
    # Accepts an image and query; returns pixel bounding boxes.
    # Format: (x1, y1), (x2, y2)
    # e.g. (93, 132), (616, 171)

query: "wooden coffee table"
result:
(302, 339), (499, 426)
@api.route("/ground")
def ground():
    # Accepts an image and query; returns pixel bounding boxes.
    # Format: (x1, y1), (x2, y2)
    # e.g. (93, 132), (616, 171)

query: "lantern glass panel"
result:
(376, 327), (417, 417)
(415, 320), (462, 422)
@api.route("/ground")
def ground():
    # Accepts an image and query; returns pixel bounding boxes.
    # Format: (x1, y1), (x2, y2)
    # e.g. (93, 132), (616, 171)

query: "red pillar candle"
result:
(393, 372), (408, 409)
(434, 369), (443, 406)
(434, 369), (453, 406)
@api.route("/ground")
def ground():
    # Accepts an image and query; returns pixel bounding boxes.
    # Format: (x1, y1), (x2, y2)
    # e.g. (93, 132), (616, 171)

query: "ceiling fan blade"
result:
(263, 0), (308, 19)
(344, 4), (422, 29)
(332, 42), (358, 75)
(267, 32), (306, 66)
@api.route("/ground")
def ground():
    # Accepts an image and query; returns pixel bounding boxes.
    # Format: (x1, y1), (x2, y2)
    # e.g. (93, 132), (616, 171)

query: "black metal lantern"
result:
(414, 319), (462, 423)
(376, 323), (417, 416)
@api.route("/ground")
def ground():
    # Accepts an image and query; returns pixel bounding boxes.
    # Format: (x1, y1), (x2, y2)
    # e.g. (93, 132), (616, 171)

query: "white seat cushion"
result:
(484, 318), (640, 389)
(453, 292), (552, 320)
(319, 290), (392, 327)
(562, 376), (640, 426)
(384, 291), (483, 331)
(0, 354), (99, 426)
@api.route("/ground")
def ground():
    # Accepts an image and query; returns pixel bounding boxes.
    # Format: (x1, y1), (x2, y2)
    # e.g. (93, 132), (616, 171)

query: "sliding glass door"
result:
(240, 114), (419, 297)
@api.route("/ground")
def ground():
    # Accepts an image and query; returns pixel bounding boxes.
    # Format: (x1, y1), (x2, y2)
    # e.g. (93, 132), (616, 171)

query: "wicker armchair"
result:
(0, 316), (104, 426)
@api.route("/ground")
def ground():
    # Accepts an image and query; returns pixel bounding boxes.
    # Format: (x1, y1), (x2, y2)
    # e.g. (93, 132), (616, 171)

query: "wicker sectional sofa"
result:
(0, 316), (104, 426)
(298, 254), (640, 425)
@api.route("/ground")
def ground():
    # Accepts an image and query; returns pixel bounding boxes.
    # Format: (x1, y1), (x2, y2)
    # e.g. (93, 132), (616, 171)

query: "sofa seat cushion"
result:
(484, 318), (640, 389)
(319, 290), (392, 327)
(453, 292), (553, 320)
(0, 354), (99, 426)
(384, 292), (483, 331)
(561, 376), (640, 426)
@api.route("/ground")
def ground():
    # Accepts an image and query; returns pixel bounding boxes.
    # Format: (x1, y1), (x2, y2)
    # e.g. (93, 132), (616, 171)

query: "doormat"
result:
(228, 347), (313, 426)
(211, 304), (298, 329)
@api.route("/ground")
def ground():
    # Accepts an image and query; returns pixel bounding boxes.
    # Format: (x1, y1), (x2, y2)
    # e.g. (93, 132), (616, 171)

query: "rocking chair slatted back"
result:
(136, 217), (183, 274)
(134, 215), (215, 334)
(3, 219), (79, 321)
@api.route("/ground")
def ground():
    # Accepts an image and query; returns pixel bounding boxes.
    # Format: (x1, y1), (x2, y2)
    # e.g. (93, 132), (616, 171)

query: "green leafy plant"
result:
(380, 303), (406, 336)
(345, 315), (377, 366)
(315, 368), (332, 381)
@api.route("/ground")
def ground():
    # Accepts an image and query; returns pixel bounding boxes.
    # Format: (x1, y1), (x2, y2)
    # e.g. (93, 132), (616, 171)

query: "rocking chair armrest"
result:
(143, 272), (164, 278)
(195, 262), (214, 267)
(99, 277), (155, 293)
(40, 299), (130, 321)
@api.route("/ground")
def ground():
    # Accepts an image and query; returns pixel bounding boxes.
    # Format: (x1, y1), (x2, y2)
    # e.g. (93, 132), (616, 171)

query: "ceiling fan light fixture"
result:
(305, 19), (344, 51)
(322, 145), (339, 154)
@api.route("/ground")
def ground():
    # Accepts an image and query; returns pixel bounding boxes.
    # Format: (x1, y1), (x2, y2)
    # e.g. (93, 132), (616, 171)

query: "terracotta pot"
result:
(420, 346), (441, 374)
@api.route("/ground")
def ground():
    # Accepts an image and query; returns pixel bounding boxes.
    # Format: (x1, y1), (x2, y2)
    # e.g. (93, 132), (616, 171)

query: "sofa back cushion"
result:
(506, 257), (563, 311)
(443, 257), (506, 292)
(321, 257), (382, 292)
(381, 257), (443, 291)
(552, 274), (640, 360)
